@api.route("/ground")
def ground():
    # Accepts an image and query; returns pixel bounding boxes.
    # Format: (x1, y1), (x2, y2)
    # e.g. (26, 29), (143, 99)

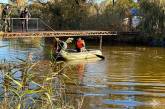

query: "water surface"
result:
(64, 45), (165, 109)
(0, 39), (165, 109)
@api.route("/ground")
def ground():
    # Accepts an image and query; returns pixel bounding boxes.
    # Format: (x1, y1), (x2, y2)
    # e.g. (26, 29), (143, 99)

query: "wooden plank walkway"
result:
(0, 31), (118, 39)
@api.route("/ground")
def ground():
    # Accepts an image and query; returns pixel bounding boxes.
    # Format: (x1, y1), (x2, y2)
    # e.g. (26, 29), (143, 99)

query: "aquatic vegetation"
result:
(0, 58), (84, 109)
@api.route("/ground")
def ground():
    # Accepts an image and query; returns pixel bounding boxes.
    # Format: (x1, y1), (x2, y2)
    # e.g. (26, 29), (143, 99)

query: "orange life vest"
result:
(76, 40), (84, 49)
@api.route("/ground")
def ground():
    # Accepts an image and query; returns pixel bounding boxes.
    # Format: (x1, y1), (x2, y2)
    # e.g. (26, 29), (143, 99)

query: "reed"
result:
(0, 56), (84, 109)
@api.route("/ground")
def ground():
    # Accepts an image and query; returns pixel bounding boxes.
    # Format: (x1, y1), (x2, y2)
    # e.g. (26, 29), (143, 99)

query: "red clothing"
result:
(76, 40), (84, 49)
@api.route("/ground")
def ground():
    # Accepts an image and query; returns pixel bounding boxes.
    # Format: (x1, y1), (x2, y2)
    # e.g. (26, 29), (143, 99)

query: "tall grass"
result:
(0, 57), (84, 109)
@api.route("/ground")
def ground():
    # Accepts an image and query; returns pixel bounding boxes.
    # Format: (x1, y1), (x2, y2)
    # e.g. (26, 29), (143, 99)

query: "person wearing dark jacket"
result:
(20, 8), (31, 32)
(2, 5), (11, 32)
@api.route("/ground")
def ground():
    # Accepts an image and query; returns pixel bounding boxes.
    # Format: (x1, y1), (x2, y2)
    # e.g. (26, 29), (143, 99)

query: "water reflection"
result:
(0, 38), (44, 61)
(77, 63), (85, 82)
(64, 46), (165, 109)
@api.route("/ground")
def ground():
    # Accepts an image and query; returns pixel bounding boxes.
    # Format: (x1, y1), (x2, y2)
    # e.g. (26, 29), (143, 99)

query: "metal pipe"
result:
(12, 18), (13, 32)
(37, 18), (39, 31)
(99, 36), (102, 51)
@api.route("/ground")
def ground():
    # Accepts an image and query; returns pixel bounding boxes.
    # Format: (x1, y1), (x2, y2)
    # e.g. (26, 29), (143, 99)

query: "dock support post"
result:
(12, 18), (13, 32)
(99, 36), (102, 51)
(37, 18), (39, 31)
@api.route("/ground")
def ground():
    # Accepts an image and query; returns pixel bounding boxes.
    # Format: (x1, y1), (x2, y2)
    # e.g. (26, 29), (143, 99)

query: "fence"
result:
(0, 18), (47, 32)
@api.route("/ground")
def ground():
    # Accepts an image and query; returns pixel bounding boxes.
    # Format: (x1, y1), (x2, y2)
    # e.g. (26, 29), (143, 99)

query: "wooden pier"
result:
(0, 31), (118, 39)
(0, 17), (141, 39)
(0, 18), (142, 39)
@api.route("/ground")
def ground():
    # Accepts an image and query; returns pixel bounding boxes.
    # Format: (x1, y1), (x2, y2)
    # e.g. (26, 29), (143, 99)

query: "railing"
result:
(0, 18), (45, 32)
(12, 18), (39, 32)
(0, 18), (119, 38)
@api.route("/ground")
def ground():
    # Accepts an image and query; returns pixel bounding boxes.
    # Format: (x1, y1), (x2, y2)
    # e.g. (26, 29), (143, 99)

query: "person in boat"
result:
(55, 38), (67, 52)
(76, 37), (86, 52)
(55, 38), (73, 52)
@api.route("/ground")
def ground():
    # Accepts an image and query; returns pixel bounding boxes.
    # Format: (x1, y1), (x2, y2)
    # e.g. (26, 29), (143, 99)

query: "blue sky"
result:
(95, 0), (104, 4)
(0, 0), (8, 3)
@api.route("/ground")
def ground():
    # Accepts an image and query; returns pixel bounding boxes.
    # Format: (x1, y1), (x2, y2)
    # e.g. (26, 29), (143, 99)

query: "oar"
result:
(95, 54), (105, 60)
(85, 49), (105, 60)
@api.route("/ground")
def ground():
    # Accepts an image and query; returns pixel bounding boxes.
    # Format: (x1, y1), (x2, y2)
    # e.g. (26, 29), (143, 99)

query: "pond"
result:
(0, 38), (165, 109)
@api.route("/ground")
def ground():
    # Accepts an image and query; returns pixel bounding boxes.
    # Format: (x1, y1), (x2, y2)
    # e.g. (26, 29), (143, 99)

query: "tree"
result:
(101, 0), (136, 31)
(139, 0), (165, 34)
(30, 0), (89, 30)
(10, 0), (27, 7)
(112, 0), (115, 6)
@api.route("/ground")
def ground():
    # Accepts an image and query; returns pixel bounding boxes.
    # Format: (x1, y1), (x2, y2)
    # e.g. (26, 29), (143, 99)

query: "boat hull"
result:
(56, 49), (103, 61)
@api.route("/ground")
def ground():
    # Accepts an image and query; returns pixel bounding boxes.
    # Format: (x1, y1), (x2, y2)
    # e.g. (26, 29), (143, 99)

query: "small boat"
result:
(55, 49), (104, 61)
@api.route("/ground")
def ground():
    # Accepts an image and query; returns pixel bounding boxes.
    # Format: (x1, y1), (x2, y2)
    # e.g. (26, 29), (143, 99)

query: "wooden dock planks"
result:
(0, 31), (118, 38)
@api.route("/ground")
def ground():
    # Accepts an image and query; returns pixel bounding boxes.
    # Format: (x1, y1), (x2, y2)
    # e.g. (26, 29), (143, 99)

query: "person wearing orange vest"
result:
(76, 38), (85, 52)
